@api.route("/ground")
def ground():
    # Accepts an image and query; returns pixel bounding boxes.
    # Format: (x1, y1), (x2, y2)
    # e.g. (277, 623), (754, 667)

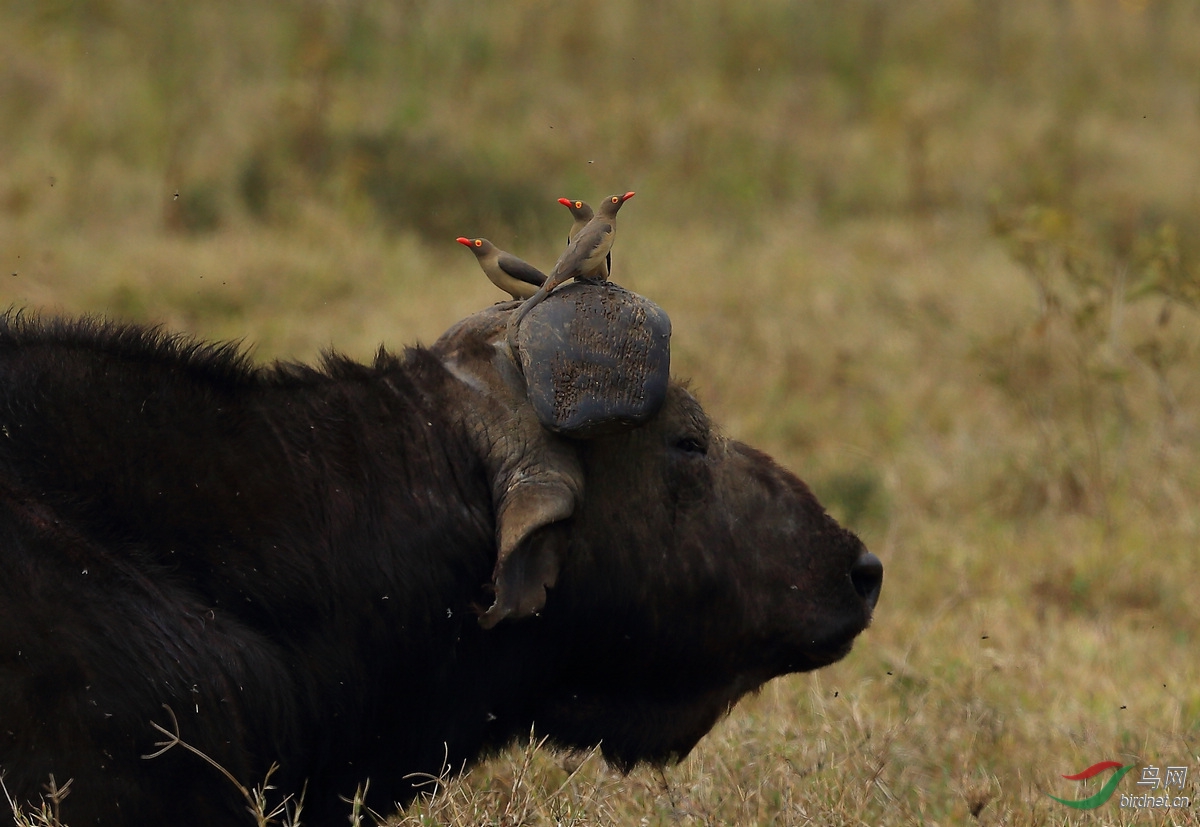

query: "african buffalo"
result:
(0, 287), (881, 825)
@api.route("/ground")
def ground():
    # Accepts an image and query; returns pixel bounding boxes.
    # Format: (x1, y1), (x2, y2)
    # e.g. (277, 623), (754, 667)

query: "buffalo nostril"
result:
(850, 552), (883, 611)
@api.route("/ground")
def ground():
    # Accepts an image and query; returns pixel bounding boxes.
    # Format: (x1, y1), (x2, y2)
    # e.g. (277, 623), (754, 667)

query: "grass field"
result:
(3, 1), (1199, 824)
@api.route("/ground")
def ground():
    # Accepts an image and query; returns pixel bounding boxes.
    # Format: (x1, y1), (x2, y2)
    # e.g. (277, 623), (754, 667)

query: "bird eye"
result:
(474, 239), (482, 247)
(611, 196), (619, 203)
(574, 201), (582, 209)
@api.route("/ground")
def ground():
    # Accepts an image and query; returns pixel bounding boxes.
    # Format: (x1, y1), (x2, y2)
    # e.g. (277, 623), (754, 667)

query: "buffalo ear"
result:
(481, 475), (578, 629)
(513, 282), (671, 438)
(436, 295), (658, 626)
(430, 322), (585, 629)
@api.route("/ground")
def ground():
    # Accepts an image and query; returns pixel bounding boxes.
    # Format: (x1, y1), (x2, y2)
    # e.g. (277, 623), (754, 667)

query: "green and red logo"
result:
(1048, 761), (1136, 809)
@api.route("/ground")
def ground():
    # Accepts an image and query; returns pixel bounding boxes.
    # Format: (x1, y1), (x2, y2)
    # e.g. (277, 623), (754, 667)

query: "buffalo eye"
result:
(665, 432), (712, 507)
(673, 436), (707, 456)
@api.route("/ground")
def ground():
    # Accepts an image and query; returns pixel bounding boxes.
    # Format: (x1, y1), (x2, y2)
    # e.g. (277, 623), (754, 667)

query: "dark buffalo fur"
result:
(0, 311), (879, 825)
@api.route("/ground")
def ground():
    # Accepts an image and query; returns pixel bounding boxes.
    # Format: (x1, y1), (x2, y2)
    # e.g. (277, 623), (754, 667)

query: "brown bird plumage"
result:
(457, 237), (547, 301)
(508, 192), (635, 342)
(549, 191), (633, 285)
(558, 197), (611, 276)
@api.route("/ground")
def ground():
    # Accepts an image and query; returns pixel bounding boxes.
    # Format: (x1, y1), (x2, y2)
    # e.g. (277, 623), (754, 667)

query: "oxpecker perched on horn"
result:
(551, 191), (633, 285)
(558, 197), (612, 277)
(456, 237), (547, 301)
(510, 191), (635, 335)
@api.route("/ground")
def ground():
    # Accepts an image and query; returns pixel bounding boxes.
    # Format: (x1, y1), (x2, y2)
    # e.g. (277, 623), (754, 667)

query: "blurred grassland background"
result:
(3, 0), (1200, 825)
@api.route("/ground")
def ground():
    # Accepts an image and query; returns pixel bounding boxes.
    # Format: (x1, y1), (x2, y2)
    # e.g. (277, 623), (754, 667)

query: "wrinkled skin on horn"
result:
(511, 281), (671, 438)
(431, 296), (881, 767)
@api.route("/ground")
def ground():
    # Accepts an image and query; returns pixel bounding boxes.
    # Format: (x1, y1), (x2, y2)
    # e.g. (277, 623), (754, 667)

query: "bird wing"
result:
(498, 256), (547, 287)
(551, 221), (613, 279)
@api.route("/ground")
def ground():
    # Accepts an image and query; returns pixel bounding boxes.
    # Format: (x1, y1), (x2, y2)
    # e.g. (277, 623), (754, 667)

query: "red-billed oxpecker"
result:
(559, 197), (593, 243)
(456, 237), (547, 301)
(558, 197), (612, 277)
(510, 191), (635, 336)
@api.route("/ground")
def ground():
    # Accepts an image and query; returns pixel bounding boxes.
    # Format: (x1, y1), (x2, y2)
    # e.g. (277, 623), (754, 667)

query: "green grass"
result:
(4, 1), (1200, 824)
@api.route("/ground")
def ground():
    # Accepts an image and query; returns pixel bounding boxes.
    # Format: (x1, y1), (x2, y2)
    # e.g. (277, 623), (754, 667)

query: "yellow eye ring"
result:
(574, 201), (583, 209)
(611, 196), (619, 203)
(474, 239), (482, 247)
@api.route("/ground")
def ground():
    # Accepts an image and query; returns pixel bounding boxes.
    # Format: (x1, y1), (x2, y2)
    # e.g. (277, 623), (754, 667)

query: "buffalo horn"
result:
(511, 282), (671, 438)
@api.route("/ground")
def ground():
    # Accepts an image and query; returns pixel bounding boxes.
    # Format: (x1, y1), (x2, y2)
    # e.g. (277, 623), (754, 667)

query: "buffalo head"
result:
(432, 283), (882, 767)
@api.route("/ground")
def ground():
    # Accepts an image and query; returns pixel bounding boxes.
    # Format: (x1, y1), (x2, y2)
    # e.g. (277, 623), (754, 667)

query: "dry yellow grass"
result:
(3, 1), (1199, 825)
